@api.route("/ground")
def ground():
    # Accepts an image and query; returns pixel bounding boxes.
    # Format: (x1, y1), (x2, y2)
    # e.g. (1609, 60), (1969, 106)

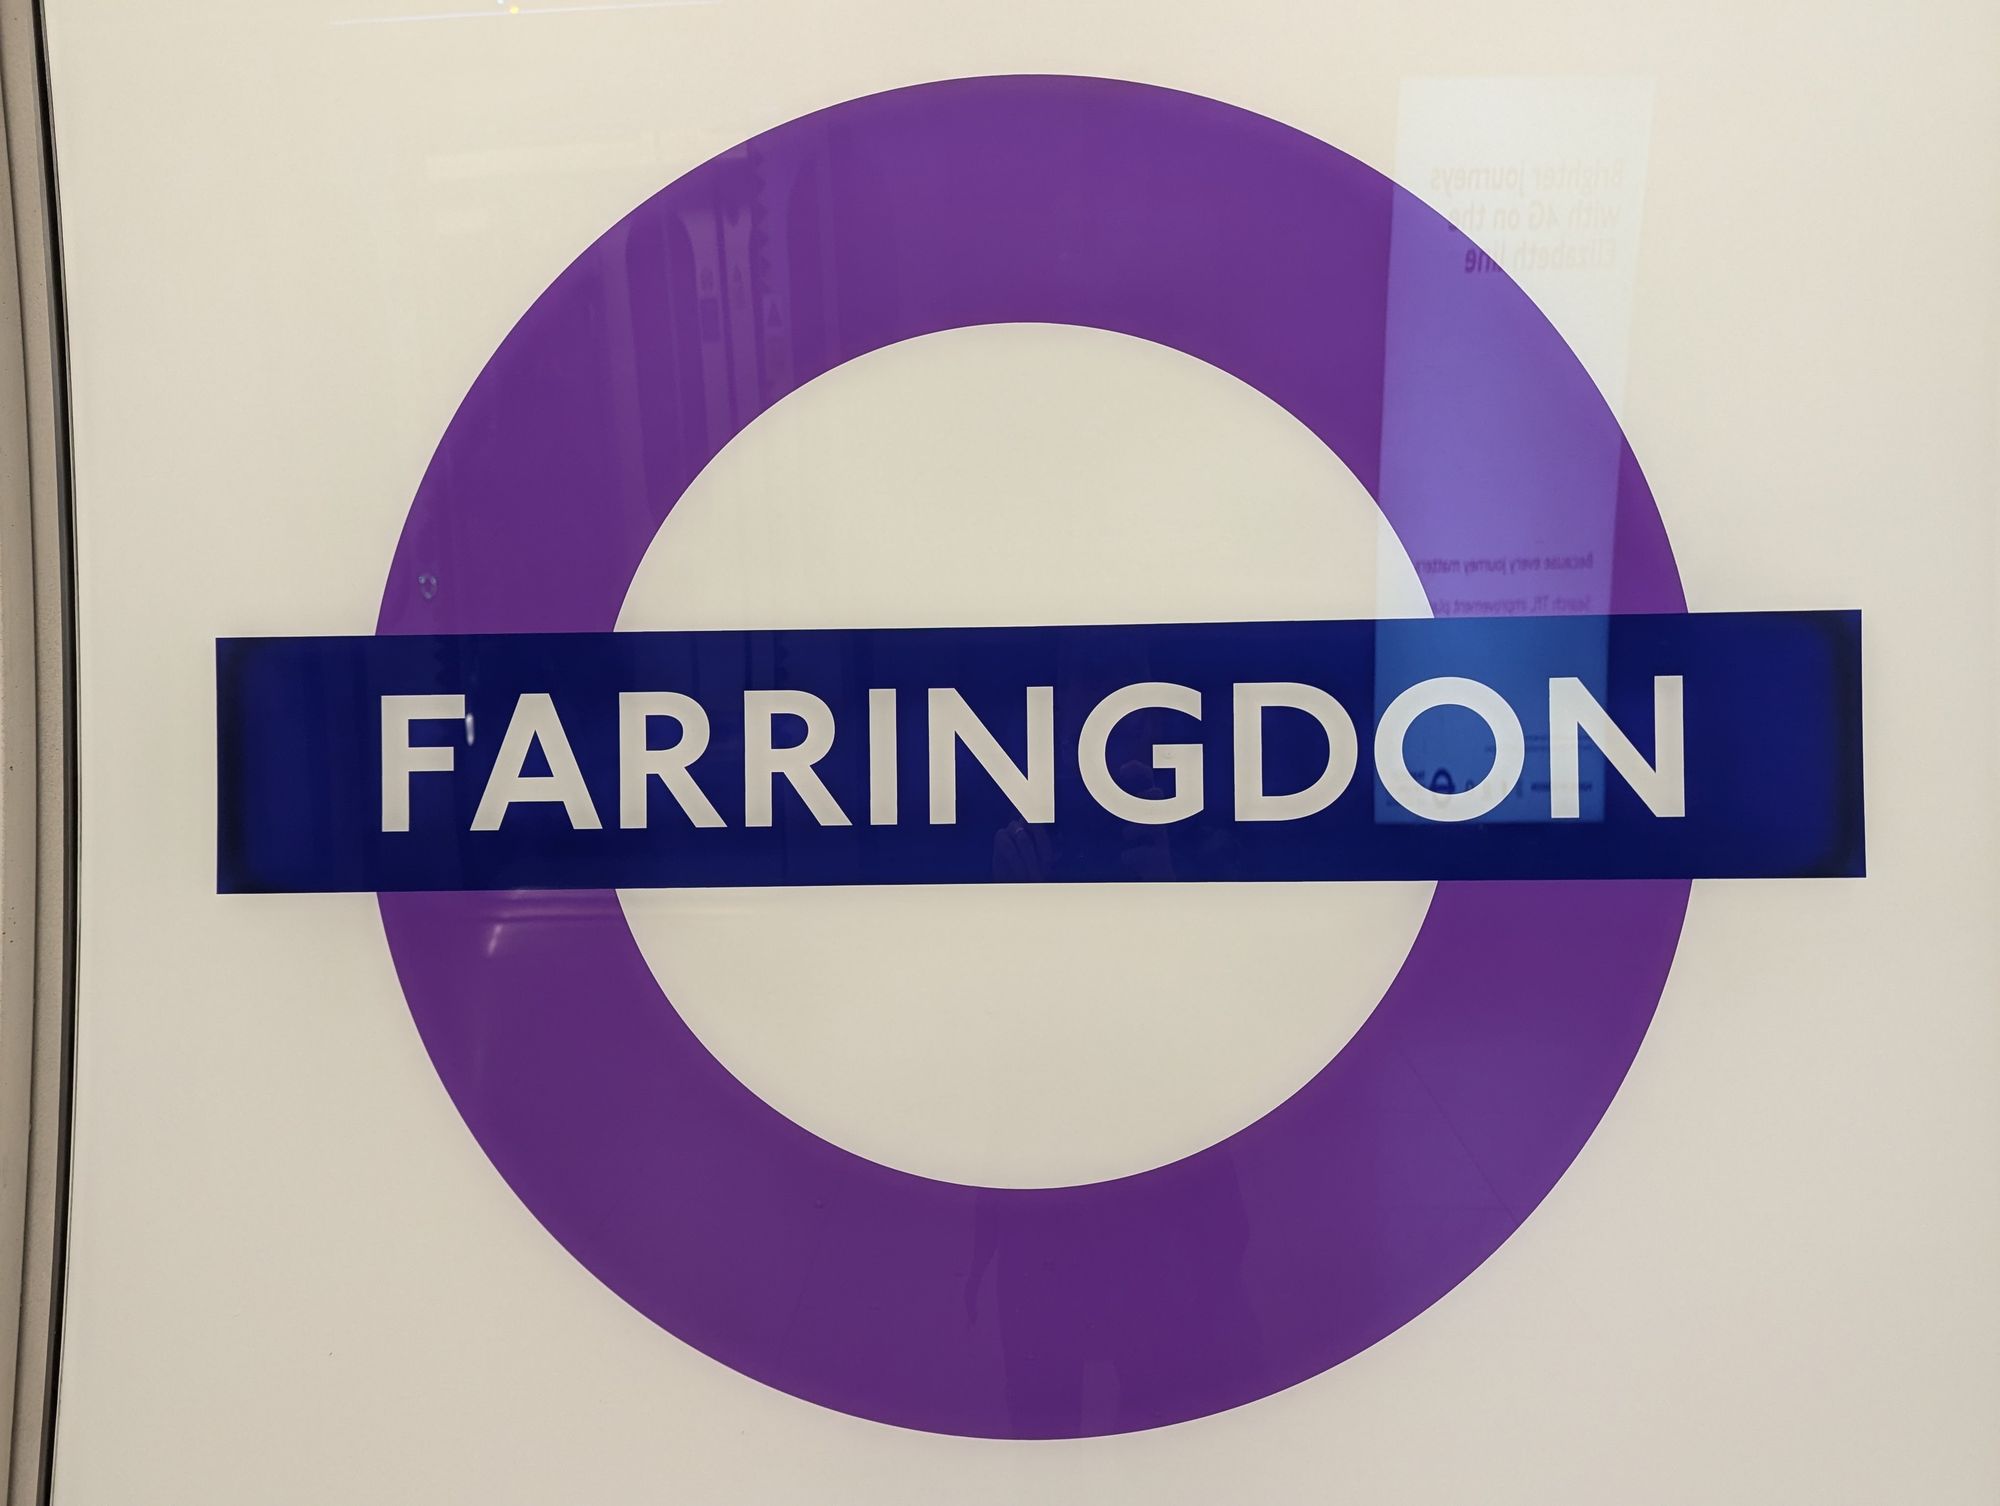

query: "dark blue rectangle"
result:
(216, 612), (1864, 893)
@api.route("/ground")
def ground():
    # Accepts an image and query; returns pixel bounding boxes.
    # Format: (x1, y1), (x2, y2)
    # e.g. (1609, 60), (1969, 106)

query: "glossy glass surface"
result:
(44, 3), (1999, 1499)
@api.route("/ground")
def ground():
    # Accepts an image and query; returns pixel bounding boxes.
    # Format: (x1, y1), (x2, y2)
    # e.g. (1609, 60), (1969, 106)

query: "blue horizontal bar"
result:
(216, 611), (1863, 893)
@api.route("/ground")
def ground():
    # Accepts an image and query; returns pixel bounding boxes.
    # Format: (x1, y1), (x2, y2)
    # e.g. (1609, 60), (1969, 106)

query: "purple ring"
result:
(376, 76), (1688, 1439)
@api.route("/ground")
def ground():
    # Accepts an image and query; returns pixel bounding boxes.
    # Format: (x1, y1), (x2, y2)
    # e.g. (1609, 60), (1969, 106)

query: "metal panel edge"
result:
(0, 1), (73, 1500)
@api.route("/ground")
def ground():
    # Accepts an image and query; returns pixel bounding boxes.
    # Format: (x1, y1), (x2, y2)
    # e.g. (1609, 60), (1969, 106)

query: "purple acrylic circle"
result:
(376, 76), (1689, 1439)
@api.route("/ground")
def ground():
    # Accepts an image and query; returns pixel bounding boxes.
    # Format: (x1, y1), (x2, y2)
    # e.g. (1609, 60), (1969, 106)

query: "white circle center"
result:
(616, 324), (1433, 1187)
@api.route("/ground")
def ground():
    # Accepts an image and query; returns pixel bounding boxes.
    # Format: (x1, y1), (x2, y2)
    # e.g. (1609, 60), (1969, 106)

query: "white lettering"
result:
(618, 691), (724, 829)
(1549, 675), (1685, 819)
(1232, 683), (1358, 821)
(1079, 682), (1204, 824)
(928, 687), (1054, 824)
(743, 690), (850, 827)
(869, 688), (898, 826)
(471, 693), (602, 831)
(380, 694), (464, 833)
(1375, 677), (1525, 822)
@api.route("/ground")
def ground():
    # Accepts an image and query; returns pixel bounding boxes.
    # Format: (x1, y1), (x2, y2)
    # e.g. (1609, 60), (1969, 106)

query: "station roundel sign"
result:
(372, 75), (1691, 1439)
